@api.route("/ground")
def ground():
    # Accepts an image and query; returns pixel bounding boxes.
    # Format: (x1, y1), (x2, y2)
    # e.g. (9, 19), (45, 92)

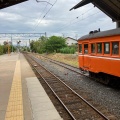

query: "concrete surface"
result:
(0, 53), (63, 120)
(26, 77), (63, 120)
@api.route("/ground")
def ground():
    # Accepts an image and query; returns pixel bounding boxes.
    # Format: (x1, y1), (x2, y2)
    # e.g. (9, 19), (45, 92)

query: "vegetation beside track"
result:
(42, 53), (79, 67)
(30, 36), (78, 54)
(0, 43), (16, 55)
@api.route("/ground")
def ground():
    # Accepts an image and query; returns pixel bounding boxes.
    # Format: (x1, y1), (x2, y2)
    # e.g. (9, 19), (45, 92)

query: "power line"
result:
(76, 6), (95, 18)
(73, 11), (101, 25)
(33, 0), (57, 31)
(42, 0), (57, 18)
(56, 6), (95, 31)
(57, 10), (101, 32)
(33, 0), (50, 31)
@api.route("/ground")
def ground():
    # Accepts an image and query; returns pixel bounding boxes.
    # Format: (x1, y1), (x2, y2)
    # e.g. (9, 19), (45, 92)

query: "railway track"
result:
(34, 53), (118, 85)
(35, 53), (84, 75)
(24, 53), (116, 120)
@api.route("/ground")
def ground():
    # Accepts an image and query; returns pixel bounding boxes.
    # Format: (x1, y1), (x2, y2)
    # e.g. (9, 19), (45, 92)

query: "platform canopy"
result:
(70, 0), (120, 22)
(0, 0), (28, 9)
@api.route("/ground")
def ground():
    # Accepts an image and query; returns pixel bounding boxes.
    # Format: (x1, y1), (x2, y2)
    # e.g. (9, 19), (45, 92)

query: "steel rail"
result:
(35, 54), (106, 84)
(35, 54), (118, 85)
(40, 54), (79, 69)
(34, 67), (77, 120)
(25, 54), (76, 120)
(26, 54), (110, 120)
(35, 54), (89, 77)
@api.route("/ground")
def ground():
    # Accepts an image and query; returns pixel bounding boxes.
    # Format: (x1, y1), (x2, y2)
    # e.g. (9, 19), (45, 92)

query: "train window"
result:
(112, 42), (119, 55)
(84, 44), (88, 54)
(79, 44), (82, 53)
(104, 42), (110, 54)
(91, 43), (95, 53)
(97, 43), (102, 53)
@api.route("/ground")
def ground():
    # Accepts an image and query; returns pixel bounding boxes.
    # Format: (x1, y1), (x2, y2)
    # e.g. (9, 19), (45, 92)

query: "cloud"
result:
(0, 12), (22, 21)
(0, 0), (116, 40)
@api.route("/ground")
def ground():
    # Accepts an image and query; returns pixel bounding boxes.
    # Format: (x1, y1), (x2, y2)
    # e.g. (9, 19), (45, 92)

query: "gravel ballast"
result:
(33, 55), (120, 119)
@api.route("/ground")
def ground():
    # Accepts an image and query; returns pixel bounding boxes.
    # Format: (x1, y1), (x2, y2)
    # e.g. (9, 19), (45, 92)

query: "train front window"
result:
(84, 44), (88, 54)
(112, 42), (119, 55)
(91, 43), (95, 53)
(79, 44), (82, 53)
(97, 43), (102, 53)
(104, 42), (110, 54)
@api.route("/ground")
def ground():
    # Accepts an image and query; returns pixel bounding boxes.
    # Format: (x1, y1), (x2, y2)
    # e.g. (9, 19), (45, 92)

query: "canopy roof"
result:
(0, 0), (27, 9)
(70, 0), (120, 22)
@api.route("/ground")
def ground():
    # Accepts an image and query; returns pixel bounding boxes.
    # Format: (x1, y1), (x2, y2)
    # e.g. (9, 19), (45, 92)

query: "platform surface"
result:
(0, 53), (62, 120)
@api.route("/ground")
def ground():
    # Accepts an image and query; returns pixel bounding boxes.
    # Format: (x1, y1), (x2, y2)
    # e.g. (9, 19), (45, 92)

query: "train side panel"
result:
(79, 55), (120, 77)
(78, 35), (120, 78)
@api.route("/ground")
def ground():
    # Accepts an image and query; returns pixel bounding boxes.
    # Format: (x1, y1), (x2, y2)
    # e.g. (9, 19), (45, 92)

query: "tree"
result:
(30, 40), (39, 52)
(3, 41), (8, 45)
(45, 36), (66, 53)
(38, 36), (47, 53)
(30, 36), (67, 53)
(0, 45), (4, 55)
(30, 36), (47, 53)
(30, 40), (35, 52)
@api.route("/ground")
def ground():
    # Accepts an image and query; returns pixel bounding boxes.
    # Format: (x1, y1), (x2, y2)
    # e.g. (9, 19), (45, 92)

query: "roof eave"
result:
(70, 0), (92, 11)
(0, 0), (28, 9)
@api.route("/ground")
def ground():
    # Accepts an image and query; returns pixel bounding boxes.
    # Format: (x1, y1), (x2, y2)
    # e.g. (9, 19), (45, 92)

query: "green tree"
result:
(38, 36), (47, 53)
(45, 36), (66, 53)
(30, 40), (35, 52)
(0, 45), (4, 55)
(30, 36), (47, 53)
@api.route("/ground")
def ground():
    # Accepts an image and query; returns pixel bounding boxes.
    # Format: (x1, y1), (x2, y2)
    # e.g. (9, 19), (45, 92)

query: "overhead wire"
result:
(33, 0), (57, 31)
(72, 6), (95, 22)
(33, 0), (50, 31)
(54, 12), (101, 38)
(59, 11), (101, 38)
(72, 11), (101, 25)
(42, 0), (57, 18)
(57, 8), (101, 32)
(57, 6), (94, 31)
(33, 1), (110, 37)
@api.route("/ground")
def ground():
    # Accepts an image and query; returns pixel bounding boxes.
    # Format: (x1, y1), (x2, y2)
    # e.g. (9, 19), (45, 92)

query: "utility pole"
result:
(45, 32), (47, 37)
(29, 39), (31, 51)
(7, 41), (10, 55)
(26, 41), (27, 52)
(11, 35), (13, 53)
(17, 40), (21, 52)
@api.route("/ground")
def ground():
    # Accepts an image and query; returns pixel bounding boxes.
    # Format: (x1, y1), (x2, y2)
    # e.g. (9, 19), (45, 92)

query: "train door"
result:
(83, 43), (90, 70)
(78, 43), (83, 69)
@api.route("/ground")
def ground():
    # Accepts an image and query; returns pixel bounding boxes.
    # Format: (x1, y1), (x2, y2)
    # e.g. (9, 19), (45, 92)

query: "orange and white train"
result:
(78, 28), (120, 84)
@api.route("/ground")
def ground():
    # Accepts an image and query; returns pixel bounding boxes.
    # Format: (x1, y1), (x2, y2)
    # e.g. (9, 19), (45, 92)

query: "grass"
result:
(43, 53), (79, 67)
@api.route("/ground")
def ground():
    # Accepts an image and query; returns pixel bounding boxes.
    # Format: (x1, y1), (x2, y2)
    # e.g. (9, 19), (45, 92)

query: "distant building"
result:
(65, 37), (77, 46)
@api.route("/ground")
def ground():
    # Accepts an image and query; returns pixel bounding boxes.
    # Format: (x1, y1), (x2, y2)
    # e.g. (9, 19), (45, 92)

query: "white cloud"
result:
(0, 0), (116, 40)
(0, 12), (22, 21)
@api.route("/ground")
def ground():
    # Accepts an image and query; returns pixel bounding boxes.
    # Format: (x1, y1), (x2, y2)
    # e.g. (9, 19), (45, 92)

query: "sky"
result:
(0, 0), (116, 45)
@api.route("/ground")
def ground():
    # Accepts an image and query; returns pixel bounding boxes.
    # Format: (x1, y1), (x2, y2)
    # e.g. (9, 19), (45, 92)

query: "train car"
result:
(78, 28), (120, 84)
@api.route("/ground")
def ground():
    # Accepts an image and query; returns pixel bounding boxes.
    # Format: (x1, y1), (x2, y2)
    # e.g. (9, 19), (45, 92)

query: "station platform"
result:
(0, 53), (62, 120)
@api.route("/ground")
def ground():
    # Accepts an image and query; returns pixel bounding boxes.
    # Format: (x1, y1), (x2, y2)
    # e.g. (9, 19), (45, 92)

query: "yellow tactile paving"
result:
(5, 60), (24, 120)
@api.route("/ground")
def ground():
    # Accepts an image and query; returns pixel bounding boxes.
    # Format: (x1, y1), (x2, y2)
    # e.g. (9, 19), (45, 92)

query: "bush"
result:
(0, 45), (4, 55)
(60, 47), (76, 54)
(45, 36), (66, 53)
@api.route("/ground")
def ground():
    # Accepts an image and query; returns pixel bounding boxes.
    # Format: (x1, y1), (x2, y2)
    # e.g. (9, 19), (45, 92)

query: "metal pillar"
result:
(11, 35), (13, 53)
(45, 32), (47, 37)
(116, 22), (120, 28)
